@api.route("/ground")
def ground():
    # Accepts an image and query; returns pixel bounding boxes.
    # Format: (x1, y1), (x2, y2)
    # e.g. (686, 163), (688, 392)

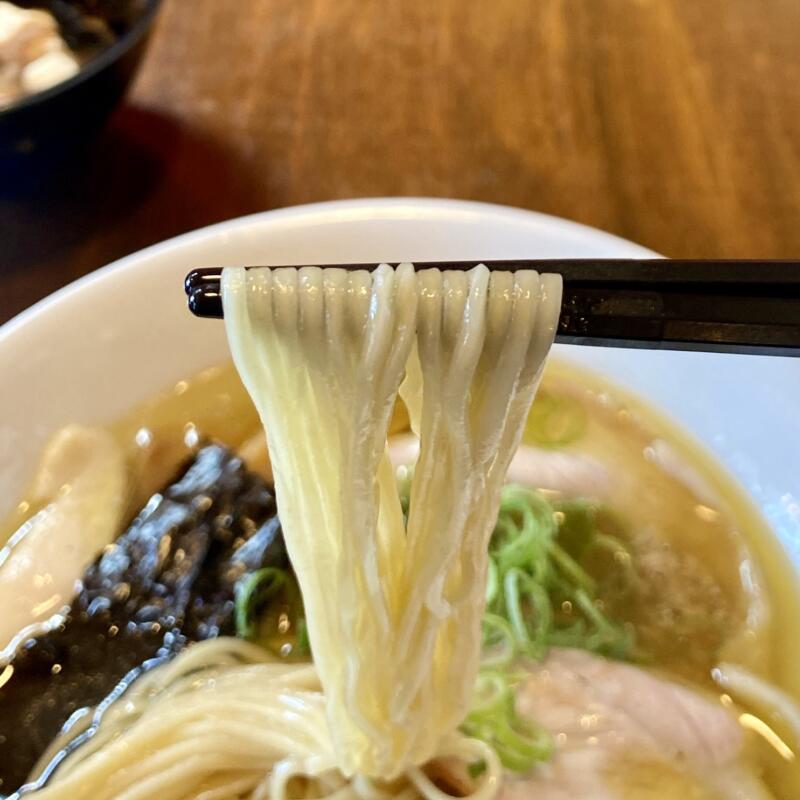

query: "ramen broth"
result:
(1, 359), (798, 798)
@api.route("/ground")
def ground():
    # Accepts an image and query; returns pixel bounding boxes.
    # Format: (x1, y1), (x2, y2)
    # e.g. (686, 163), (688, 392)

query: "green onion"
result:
(486, 485), (637, 663)
(296, 616), (311, 656)
(480, 613), (517, 668)
(462, 672), (553, 772)
(235, 567), (312, 659)
(235, 568), (288, 641)
(548, 541), (597, 594)
(486, 557), (499, 605)
(524, 391), (587, 448)
(503, 568), (551, 659)
(467, 760), (487, 779)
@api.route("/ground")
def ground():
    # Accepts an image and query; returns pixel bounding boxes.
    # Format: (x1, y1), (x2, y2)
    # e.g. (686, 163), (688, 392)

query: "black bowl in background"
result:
(0, 0), (162, 184)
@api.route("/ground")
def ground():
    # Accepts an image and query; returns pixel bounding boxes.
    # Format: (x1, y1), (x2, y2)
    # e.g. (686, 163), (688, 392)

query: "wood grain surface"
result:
(3, 0), (800, 323)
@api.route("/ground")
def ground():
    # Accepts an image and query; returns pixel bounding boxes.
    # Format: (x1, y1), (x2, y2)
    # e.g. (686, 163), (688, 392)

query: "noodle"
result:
(222, 264), (561, 777)
(713, 663), (800, 748)
(23, 638), (501, 800)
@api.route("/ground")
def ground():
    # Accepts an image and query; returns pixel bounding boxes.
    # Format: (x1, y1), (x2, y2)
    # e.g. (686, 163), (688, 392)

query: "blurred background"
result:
(2, 0), (799, 324)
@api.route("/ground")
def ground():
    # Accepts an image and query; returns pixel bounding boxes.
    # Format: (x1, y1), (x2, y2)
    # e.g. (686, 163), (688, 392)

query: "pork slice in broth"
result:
(388, 436), (611, 498)
(498, 649), (770, 800)
(0, 426), (128, 659)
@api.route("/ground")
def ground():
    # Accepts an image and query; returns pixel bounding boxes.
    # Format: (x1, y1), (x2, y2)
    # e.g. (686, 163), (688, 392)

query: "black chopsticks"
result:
(185, 260), (800, 357)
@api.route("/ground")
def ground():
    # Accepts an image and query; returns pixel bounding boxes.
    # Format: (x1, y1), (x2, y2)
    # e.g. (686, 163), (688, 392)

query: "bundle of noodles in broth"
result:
(10, 262), (800, 800)
(14, 263), (561, 800)
(222, 264), (562, 778)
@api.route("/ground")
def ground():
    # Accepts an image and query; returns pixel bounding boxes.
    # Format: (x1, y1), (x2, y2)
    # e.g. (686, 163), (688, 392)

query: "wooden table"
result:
(3, 0), (800, 324)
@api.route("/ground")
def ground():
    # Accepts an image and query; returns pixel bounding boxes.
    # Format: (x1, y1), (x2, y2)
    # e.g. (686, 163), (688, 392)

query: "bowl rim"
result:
(0, 0), (162, 119)
(0, 196), (659, 341)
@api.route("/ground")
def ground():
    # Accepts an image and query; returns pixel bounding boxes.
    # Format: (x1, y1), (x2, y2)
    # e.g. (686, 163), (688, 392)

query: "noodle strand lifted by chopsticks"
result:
(223, 264), (561, 778)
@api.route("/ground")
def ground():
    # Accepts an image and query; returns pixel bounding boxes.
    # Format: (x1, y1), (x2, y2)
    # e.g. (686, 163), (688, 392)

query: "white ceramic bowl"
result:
(1, 198), (798, 564)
